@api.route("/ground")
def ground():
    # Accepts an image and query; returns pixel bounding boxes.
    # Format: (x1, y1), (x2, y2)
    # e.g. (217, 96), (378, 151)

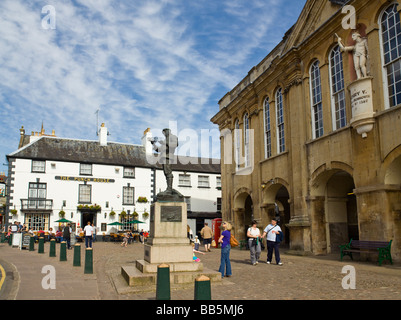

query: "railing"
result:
(21, 199), (53, 210)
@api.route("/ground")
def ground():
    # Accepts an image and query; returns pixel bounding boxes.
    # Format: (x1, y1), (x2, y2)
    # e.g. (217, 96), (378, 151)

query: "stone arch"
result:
(310, 165), (357, 254)
(261, 178), (291, 245)
(233, 188), (253, 241)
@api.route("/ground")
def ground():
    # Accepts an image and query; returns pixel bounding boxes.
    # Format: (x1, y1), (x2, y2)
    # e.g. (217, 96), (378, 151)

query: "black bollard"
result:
(194, 275), (212, 300)
(60, 241), (67, 261)
(29, 235), (35, 251)
(84, 248), (93, 274)
(49, 239), (56, 257)
(156, 264), (170, 300)
(73, 244), (81, 267)
(38, 237), (44, 253)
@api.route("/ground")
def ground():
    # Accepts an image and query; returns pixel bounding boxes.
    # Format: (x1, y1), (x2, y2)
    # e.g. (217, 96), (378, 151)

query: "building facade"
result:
(6, 125), (221, 236)
(211, 0), (401, 261)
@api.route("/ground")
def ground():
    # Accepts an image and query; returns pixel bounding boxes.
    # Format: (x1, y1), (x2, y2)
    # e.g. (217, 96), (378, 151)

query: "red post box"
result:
(212, 218), (222, 248)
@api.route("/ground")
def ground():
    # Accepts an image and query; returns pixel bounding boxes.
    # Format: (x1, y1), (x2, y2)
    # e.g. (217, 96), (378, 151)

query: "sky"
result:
(0, 0), (306, 172)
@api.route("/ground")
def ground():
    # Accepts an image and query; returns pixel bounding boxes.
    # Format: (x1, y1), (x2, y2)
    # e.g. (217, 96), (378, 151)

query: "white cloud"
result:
(0, 0), (306, 166)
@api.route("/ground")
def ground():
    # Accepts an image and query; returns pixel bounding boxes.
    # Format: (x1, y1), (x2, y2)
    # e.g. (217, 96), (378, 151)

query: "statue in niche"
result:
(336, 31), (369, 79)
(151, 128), (183, 202)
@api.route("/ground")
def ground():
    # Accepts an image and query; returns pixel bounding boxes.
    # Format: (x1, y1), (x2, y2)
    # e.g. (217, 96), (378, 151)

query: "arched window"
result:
(263, 97), (272, 159)
(310, 60), (324, 138)
(243, 113), (250, 167)
(234, 119), (240, 169)
(276, 88), (285, 153)
(380, 4), (401, 108)
(330, 46), (347, 130)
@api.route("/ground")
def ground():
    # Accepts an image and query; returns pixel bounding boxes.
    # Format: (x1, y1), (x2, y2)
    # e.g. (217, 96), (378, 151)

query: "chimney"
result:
(99, 123), (108, 146)
(142, 128), (153, 155)
(18, 126), (26, 149)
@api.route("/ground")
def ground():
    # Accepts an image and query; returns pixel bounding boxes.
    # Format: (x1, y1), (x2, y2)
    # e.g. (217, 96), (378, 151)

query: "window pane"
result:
(79, 185), (91, 203)
(80, 164), (92, 175)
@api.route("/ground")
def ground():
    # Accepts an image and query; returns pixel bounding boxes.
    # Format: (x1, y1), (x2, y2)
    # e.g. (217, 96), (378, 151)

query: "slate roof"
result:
(7, 137), (221, 174)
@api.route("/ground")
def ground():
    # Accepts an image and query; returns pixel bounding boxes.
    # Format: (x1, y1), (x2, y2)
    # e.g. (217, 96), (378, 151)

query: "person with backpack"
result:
(261, 218), (283, 266)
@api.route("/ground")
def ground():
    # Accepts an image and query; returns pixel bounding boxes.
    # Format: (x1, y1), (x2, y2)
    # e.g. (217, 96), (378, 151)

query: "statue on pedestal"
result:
(151, 128), (183, 202)
(336, 31), (369, 79)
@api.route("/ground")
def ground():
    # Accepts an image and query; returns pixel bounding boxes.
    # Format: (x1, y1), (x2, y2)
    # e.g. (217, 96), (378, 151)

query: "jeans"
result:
(85, 236), (92, 248)
(267, 240), (280, 264)
(248, 239), (261, 264)
(63, 237), (71, 249)
(219, 245), (232, 277)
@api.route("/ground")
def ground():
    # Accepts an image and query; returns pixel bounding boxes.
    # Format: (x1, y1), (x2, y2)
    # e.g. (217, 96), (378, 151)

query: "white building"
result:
(5, 125), (221, 237)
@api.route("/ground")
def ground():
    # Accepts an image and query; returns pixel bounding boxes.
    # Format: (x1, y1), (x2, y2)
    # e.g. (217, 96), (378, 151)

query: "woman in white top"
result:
(247, 220), (261, 266)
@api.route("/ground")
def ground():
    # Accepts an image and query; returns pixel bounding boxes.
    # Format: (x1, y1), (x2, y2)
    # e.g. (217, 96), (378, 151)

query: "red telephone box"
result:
(212, 218), (222, 248)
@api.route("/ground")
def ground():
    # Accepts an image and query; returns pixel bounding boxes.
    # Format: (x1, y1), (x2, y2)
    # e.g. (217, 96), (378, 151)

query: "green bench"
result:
(340, 239), (393, 266)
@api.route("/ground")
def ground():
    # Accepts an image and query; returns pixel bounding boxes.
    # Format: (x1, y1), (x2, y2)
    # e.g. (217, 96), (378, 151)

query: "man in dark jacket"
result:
(63, 223), (72, 249)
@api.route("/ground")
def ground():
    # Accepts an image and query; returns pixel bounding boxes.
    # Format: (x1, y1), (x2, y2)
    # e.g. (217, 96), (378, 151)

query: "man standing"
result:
(200, 222), (213, 252)
(84, 221), (93, 248)
(261, 218), (283, 265)
(63, 223), (72, 249)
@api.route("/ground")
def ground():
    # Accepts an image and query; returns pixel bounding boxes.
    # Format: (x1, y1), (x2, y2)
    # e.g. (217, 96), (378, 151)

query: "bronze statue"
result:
(151, 128), (183, 201)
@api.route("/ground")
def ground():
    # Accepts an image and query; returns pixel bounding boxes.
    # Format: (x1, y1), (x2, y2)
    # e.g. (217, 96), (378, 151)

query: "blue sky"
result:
(0, 0), (306, 172)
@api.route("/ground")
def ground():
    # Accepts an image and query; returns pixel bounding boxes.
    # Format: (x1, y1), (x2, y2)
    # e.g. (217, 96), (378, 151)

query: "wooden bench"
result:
(339, 239), (393, 266)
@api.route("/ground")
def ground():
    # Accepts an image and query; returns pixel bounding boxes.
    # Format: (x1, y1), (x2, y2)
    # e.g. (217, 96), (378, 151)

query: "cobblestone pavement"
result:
(1, 240), (401, 300)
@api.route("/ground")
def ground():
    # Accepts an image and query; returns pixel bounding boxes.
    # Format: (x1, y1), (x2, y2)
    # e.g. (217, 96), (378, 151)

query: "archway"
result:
(233, 190), (253, 241)
(262, 181), (290, 246)
(311, 169), (357, 254)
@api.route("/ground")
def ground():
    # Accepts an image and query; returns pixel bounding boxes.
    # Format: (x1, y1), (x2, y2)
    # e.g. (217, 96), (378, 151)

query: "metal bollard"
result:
(49, 239), (56, 257)
(8, 233), (13, 246)
(73, 244), (81, 267)
(84, 248), (93, 274)
(60, 241), (67, 261)
(29, 235), (35, 251)
(0, 232), (5, 243)
(38, 237), (45, 253)
(194, 275), (212, 300)
(156, 263), (170, 300)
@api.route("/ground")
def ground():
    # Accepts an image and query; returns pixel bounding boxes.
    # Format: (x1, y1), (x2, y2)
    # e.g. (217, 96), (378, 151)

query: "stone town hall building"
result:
(211, 0), (401, 261)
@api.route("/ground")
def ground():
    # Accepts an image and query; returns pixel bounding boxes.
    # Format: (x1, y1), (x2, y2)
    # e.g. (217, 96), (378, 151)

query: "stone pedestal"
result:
(121, 200), (221, 292)
(137, 201), (202, 272)
(348, 77), (375, 138)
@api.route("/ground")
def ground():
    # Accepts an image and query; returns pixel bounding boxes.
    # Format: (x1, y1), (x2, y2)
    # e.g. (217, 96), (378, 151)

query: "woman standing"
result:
(247, 220), (261, 266)
(218, 221), (232, 278)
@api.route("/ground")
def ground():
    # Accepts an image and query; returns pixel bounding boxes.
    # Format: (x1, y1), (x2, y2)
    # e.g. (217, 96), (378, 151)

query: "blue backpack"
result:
(275, 231), (283, 243)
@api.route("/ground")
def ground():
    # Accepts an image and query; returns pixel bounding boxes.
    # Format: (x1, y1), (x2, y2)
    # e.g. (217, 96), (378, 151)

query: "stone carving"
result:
(336, 32), (369, 79)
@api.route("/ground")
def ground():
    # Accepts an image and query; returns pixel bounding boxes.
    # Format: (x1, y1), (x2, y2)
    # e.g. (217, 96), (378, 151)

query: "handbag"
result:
(211, 239), (216, 247)
(230, 234), (239, 247)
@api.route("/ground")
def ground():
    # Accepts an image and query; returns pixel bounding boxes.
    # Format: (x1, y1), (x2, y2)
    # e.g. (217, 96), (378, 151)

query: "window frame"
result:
(79, 163), (92, 176)
(263, 97), (272, 159)
(379, 3), (401, 109)
(78, 184), (92, 204)
(32, 160), (45, 173)
(310, 60), (324, 139)
(243, 113), (250, 167)
(198, 175), (210, 188)
(276, 88), (285, 153)
(329, 45), (347, 130)
(123, 167), (135, 178)
(122, 186), (135, 205)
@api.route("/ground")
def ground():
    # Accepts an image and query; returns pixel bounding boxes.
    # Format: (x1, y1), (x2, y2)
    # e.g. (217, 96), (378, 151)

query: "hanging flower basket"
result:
(137, 196), (148, 203)
(59, 210), (66, 217)
(109, 210), (116, 217)
(133, 211), (139, 218)
(142, 211), (149, 219)
(10, 209), (17, 215)
(120, 211), (127, 219)
(77, 204), (101, 212)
